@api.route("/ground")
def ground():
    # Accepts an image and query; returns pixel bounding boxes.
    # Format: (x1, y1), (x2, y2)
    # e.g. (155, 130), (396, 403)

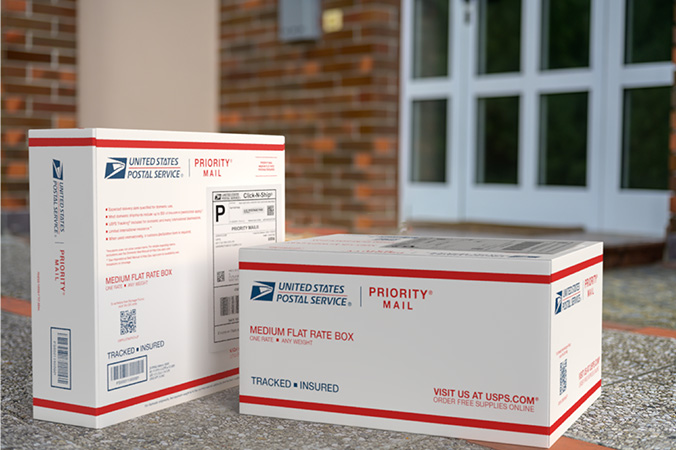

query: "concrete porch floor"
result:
(2, 231), (675, 450)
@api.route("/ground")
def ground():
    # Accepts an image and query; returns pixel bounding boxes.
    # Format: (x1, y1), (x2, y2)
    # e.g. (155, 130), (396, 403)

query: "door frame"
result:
(399, 0), (674, 236)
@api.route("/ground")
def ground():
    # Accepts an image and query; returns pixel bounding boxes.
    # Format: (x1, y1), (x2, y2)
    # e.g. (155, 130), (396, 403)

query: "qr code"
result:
(120, 309), (137, 335)
(267, 205), (274, 216)
(560, 359), (568, 395)
(217, 271), (225, 283)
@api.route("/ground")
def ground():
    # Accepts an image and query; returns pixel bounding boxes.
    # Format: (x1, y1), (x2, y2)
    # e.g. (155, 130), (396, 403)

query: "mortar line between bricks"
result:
(603, 362), (676, 387)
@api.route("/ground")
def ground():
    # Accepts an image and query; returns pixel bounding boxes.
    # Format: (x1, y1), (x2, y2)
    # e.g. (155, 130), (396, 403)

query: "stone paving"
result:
(603, 265), (676, 329)
(2, 233), (675, 450)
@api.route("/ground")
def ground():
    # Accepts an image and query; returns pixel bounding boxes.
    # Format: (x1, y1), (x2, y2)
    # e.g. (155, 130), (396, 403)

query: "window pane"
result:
(411, 99), (447, 183)
(621, 87), (670, 190)
(538, 92), (588, 187)
(478, 0), (521, 74)
(476, 96), (519, 184)
(413, 0), (450, 78)
(541, 0), (590, 70)
(624, 0), (672, 64)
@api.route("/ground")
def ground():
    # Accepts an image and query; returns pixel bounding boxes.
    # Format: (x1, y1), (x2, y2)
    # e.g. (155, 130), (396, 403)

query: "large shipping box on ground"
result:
(239, 235), (603, 448)
(29, 128), (284, 427)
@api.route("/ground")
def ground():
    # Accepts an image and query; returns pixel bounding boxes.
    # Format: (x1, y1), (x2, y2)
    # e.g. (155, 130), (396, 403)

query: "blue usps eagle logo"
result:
(555, 291), (563, 315)
(105, 158), (127, 179)
(250, 281), (275, 301)
(52, 159), (63, 180)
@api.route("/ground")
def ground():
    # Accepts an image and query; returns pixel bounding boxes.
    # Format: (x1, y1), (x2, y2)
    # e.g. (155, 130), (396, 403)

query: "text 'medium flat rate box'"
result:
(29, 128), (284, 427)
(239, 235), (603, 448)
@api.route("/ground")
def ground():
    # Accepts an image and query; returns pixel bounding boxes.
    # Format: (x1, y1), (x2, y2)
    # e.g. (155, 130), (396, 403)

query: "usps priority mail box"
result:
(239, 235), (603, 448)
(29, 128), (284, 427)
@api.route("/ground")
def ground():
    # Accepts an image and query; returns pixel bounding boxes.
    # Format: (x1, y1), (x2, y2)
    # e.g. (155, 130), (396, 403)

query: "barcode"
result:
(111, 359), (145, 381)
(220, 295), (239, 316)
(217, 270), (225, 283)
(267, 205), (274, 216)
(51, 328), (71, 389)
(56, 334), (69, 386)
(504, 241), (544, 251)
(560, 359), (568, 395)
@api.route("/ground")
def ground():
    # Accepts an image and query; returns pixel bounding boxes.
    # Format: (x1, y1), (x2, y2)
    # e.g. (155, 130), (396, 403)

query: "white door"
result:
(400, 0), (673, 236)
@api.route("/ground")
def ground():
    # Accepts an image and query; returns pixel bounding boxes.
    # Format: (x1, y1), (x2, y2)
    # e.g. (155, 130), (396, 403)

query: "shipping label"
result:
(208, 187), (279, 350)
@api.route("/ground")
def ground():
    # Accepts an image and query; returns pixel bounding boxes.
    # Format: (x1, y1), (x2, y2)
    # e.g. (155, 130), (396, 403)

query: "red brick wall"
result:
(1, 0), (77, 210)
(220, 0), (400, 233)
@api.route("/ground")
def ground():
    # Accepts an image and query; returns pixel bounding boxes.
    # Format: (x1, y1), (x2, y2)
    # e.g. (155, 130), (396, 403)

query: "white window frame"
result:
(399, 0), (674, 236)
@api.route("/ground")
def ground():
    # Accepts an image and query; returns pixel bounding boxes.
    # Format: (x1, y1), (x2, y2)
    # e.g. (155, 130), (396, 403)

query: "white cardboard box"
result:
(239, 235), (603, 448)
(29, 128), (284, 427)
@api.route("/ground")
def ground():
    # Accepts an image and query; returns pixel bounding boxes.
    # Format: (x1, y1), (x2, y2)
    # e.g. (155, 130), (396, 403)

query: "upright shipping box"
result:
(29, 128), (284, 427)
(239, 235), (603, 448)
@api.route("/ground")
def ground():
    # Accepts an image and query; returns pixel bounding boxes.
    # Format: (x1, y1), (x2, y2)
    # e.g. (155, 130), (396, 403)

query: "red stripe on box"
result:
(239, 262), (551, 284)
(240, 395), (548, 434)
(29, 137), (96, 147)
(94, 139), (284, 151)
(550, 379), (602, 433)
(551, 255), (604, 282)
(240, 381), (602, 436)
(29, 137), (284, 151)
(33, 398), (98, 416)
(33, 368), (238, 416)
(239, 255), (602, 285)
